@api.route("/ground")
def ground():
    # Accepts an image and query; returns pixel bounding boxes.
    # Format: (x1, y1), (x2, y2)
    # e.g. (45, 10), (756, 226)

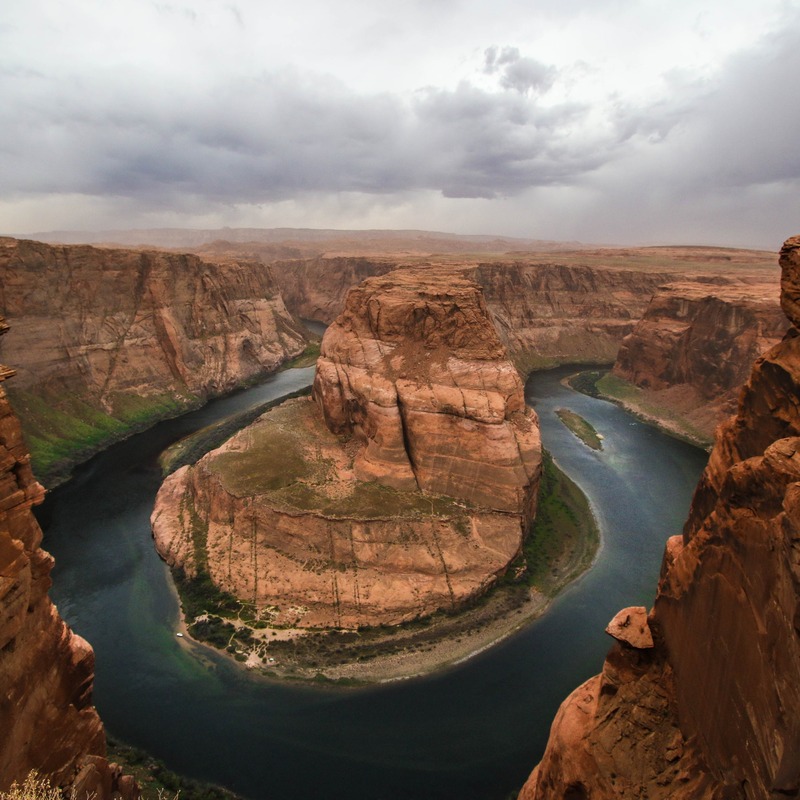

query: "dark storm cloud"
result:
(0, 62), (615, 207)
(2, 9), (799, 235)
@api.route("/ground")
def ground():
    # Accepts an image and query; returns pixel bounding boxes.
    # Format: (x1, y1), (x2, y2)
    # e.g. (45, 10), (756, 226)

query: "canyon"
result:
(0, 237), (308, 485)
(151, 268), (541, 632)
(0, 228), (791, 797)
(520, 236), (800, 798)
(609, 278), (787, 443)
(0, 319), (136, 798)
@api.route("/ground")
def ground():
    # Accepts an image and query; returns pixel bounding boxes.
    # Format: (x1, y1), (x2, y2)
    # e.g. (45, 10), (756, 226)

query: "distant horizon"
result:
(7, 225), (780, 254)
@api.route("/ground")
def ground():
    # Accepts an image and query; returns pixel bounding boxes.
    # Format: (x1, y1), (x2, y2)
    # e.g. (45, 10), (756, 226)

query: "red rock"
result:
(0, 237), (307, 484)
(521, 236), (800, 799)
(153, 268), (541, 629)
(613, 280), (785, 441)
(0, 319), (137, 797)
(604, 606), (654, 649)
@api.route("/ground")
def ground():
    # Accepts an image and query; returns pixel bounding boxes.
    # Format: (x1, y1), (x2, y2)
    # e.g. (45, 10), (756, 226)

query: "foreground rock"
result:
(0, 320), (136, 797)
(612, 279), (785, 442)
(0, 237), (307, 484)
(521, 236), (800, 799)
(152, 268), (541, 631)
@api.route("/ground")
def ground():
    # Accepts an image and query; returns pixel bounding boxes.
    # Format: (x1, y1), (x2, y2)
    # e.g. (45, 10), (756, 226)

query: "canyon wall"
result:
(611, 280), (786, 441)
(269, 256), (677, 368)
(0, 237), (307, 484)
(0, 320), (136, 798)
(520, 237), (800, 799)
(152, 268), (541, 630)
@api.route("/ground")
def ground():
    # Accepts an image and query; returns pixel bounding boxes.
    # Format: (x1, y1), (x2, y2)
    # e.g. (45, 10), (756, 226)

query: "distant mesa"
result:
(152, 267), (541, 630)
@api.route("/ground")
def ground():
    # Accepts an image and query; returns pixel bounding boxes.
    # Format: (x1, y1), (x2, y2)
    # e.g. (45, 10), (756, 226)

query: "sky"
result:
(1, 0), (799, 248)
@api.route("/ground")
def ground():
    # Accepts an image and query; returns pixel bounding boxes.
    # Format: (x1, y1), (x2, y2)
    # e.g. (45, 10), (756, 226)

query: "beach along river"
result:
(38, 365), (708, 800)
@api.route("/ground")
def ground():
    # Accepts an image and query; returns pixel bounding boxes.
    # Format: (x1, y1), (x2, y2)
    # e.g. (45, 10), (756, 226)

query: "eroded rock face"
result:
(0, 320), (135, 797)
(521, 237), (800, 799)
(153, 269), (541, 629)
(0, 237), (307, 484)
(269, 256), (676, 368)
(613, 279), (785, 440)
(312, 268), (540, 514)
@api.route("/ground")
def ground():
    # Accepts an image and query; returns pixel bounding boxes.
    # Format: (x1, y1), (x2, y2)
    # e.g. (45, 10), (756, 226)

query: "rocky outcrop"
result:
(520, 236), (800, 799)
(152, 269), (541, 629)
(312, 268), (540, 514)
(0, 237), (307, 484)
(612, 279), (785, 441)
(0, 319), (136, 797)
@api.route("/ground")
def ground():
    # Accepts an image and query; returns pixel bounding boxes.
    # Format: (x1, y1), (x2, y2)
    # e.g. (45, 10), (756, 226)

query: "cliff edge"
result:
(521, 236), (800, 799)
(0, 319), (136, 798)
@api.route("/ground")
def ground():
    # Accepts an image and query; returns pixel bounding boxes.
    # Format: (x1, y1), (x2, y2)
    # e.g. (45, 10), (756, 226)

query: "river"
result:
(38, 365), (708, 800)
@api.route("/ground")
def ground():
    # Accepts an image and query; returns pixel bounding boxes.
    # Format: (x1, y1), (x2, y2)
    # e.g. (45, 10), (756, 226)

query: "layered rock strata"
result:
(0, 237), (307, 484)
(612, 280), (785, 440)
(520, 236), (800, 799)
(152, 269), (541, 629)
(0, 319), (135, 797)
(269, 256), (675, 368)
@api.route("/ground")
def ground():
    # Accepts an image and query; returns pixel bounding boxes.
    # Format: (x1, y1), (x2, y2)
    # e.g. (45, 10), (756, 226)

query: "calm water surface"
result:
(39, 365), (708, 800)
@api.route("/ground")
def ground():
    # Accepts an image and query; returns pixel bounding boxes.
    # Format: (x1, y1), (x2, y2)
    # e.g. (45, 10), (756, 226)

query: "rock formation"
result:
(612, 279), (785, 441)
(0, 319), (136, 798)
(0, 237), (307, 484)
(152, 268), (541, 629)
(269, 256), (675, 369)
(520, 236), (800, 799)
(470, 262), (673, 370)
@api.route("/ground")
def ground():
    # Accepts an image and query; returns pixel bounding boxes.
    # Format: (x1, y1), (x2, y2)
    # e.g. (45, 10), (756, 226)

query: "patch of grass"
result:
(556, 408), (603, 450)
(567, 368), (607, 398)
(509, 450), (599, 595)
(281, 341), (320, 369)
(595, 372), (711, 448)
(8, 385), (195, 485)
(173, 568), (241, 620)
(270, 478), (468, 520)
(160, 387), (313, 476)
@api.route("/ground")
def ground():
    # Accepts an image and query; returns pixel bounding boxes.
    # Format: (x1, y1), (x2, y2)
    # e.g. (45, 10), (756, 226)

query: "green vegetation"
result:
(567, 368), (605, 398)
(161, 386), (313, 477)
(8, 385), (196, 486)
(555, 408), (603, 450)
(269, 478), (469, 520)
(281, 341), (320, 369)
(508, 450), (599, 595)
(107, 738), (242, 799)
(569, 369), (711, 448)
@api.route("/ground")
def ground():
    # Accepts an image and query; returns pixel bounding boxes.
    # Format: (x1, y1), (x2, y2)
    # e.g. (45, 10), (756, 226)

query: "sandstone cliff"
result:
(269, 256), (677, 369)
(152, 269), (541, 630)
(0, 320), (136, 798)
(521, 238), (800, 799)
(0, 237), (307, 485)
(611, 279), (785, 442)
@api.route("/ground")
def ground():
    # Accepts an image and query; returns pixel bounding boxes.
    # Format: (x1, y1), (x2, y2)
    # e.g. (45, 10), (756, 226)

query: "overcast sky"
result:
(1, 0), (799, 248)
